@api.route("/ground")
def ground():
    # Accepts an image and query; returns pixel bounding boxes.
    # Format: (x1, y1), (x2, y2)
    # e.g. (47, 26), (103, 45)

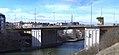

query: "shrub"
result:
(99, 28), (119, 50)
(76, 45), (99, 55)
(0, 29), (24, 51)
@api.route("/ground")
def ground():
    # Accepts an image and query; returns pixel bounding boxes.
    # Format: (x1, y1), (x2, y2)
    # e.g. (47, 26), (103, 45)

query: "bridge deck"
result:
(13, 26), (119, 30)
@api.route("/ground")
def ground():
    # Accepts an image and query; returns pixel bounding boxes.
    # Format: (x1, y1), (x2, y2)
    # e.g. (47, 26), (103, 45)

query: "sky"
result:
(0, 0), (119, 25)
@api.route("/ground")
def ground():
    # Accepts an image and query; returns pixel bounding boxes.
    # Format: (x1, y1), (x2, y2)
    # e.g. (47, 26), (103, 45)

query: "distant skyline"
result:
(0, 0), (119, 25)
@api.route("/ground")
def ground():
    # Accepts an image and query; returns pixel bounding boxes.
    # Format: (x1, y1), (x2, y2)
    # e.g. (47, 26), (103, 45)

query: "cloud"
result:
(1, 0), (119, 24)
(45, 4), (71, 11)
(0, 8), (33, 22)
(0, 8), (10, 13)
(0, 8), (22, 13)
(65, 0), (79, 2)
(12, 9), (22, 12)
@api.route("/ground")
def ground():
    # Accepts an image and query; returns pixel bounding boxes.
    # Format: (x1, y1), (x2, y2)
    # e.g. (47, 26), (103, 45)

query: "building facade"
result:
(0, 13), (5, 33)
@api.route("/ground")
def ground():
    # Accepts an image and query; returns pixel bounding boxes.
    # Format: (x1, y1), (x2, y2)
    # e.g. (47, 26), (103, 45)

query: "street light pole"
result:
(34, 8), (36, 28)
(90, 1), (93, 26)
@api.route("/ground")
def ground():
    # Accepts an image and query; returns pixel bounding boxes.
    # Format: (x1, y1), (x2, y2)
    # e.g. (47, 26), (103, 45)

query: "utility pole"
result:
(70, 14), (73, 26)
(53, 12), (55, 23)
(13, 14), (16, 29)
(101, 7), (103, 17)
(71, 14), (73, 23)
(113, 11), (116, 26)
(14, 14), (16, 23)
(90, 1), (93, 26)
(34, 8), (36, 28)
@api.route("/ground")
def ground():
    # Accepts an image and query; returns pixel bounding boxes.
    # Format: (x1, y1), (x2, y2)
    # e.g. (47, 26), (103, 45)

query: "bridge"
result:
(12, 26), (119, 49)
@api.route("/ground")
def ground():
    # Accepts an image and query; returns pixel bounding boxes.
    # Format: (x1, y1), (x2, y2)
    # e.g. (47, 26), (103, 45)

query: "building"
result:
(0, 13), (5, 33)
(71, 22), (79, 25)
(97, 17), (104, 26)
(22, 23), (33, 28)
(14, 22), (23, 28)
(5, 22), (14, 29)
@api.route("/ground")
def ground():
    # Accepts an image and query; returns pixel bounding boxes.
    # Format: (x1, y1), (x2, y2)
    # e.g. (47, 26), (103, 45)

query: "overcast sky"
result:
(0, 0), (119, 25)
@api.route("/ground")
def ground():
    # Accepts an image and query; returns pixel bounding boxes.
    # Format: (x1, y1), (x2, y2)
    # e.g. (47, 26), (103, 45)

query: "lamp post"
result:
(90, 1), (93, 26)
(34, 8), (37, 28)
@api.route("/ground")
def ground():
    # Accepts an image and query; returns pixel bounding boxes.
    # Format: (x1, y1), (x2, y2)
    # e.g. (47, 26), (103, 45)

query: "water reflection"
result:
(32, 48), (58, 55)
(2, 40), (84, 55)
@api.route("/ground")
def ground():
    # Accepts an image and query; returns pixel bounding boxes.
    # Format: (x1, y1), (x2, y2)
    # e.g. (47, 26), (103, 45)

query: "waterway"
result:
(2, 40), (84, 55)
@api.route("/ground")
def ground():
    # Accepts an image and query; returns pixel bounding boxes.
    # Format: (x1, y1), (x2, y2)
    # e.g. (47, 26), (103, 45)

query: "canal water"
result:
(2, 40), (84, 55)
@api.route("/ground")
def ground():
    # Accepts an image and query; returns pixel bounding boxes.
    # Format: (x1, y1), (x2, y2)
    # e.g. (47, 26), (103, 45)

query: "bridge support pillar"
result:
(85, 28), (100, 49)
